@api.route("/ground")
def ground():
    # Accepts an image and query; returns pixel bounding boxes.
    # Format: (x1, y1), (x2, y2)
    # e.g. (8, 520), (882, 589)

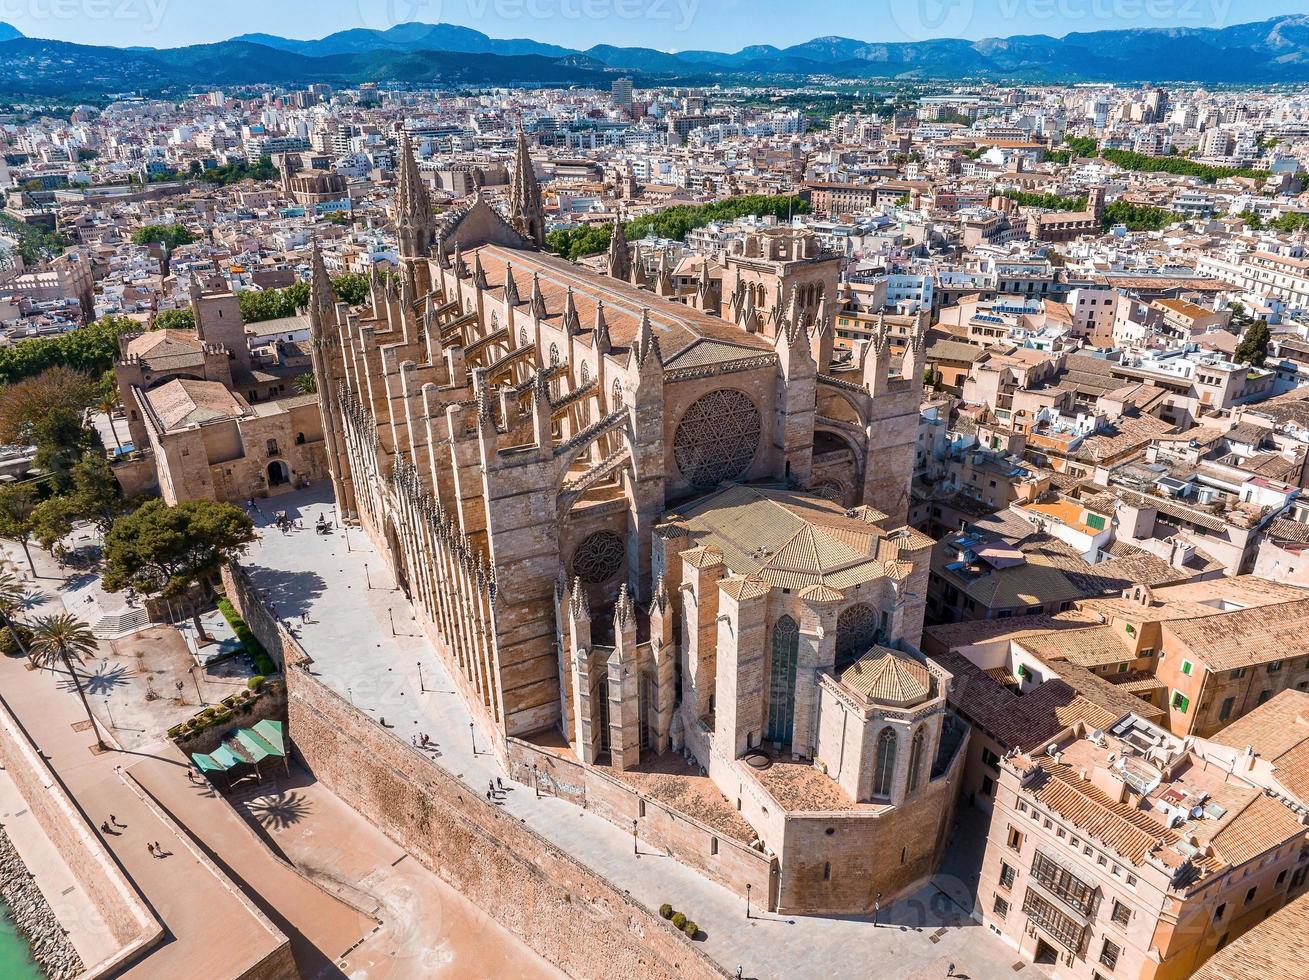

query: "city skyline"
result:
(0, 0), (1305, 52)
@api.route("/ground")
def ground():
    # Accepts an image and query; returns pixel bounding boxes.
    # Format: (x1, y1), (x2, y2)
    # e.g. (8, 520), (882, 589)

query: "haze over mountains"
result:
(4, 15), (1309, 96)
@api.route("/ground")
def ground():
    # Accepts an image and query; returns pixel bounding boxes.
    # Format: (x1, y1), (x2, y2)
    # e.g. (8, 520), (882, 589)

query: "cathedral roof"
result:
(124, 328), (208, 368)
(838, 646), (932, 707)
(669, 484), (917, 593)
(465, 244), (775, 371)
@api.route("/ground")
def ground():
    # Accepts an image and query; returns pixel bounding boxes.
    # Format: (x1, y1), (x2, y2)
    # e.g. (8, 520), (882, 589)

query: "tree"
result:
(1234, 321), (1271, 368)
(0, 484), (38, 576)
(0, 315), (137, 386)
(29, 497), (73, 552)
(293, 373), (317, 395)
(96, 369), (122, 453)
(31, 406), (102, 490)
(62, 453), (129, 535)
(150, 308), (195, 331)
(29, 613), (103, 750)
(331, 272), (370, 306)
(0, 569), (29, 657)
(132, 224), (195, 250)
(0, 366), (96, 446)
(102, 499), (255, 636)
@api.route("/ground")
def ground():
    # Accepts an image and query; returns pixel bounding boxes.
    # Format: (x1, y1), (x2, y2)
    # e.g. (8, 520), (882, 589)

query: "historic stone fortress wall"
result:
(223, 563), (726, 980)
(0, 692), (162, 977)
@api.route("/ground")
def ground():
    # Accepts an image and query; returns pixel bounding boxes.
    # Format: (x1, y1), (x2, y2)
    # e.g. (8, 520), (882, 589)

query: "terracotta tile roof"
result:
(1192, 891), (1309, 980)
(839, 647), (932, 706)
(1163, 598), (1309, 671)
(1027, 761), (1165, 866)
(669, 485), (921, 594)
(145, 378), (247, 430)
(469, 244), (774, 369)
(932, 651), (1078, 752)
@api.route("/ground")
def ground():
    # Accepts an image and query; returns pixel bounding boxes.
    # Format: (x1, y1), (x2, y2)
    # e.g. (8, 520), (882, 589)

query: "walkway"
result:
(244, 484), (1034, 980)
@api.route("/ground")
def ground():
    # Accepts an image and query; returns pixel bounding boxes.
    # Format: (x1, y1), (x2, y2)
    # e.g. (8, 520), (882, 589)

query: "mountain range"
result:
(4, 15), (1309, 97)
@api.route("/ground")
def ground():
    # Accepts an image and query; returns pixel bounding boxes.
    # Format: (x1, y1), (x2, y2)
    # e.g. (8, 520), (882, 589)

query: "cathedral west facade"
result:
(306, 132), (967, 913)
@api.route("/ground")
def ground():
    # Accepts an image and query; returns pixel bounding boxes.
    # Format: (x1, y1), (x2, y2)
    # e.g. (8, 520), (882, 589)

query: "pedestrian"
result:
(100, 821), (110, 834)
(486, 790), (492, 802)
(153, 841), (161, 854)
(301, 611), (308, 625)
(496, 776), (504, 791)
(110, 814), (123, 827)
(146, 843), (154, 856)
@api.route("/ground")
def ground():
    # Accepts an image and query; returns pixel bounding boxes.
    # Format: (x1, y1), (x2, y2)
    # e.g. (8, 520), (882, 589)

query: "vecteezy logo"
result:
(357, 0), (442, 32)
(890, 0), (976, 42)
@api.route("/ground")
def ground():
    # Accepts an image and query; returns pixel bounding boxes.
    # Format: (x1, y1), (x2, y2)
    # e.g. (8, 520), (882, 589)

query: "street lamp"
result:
(103, 697), (115, 730)
(873, 891), (882, 928)
(469, 721), (476, 755)
(632, 818), (638, 855)
(364, 563), (372, 589)
(188, 665), (204, 706)
(746, 882), (752, 920)
(416, 661), (424, 691)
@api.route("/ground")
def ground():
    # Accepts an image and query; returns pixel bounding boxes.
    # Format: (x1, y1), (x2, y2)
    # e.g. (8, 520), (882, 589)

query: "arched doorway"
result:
(266, 460), (290, 487)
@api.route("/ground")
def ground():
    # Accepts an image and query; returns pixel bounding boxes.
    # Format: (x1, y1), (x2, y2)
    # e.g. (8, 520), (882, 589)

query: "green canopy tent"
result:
(190, 720), (290, 790)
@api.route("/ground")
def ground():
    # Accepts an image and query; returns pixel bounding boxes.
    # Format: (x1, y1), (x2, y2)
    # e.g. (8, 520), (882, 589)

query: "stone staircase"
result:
(91, 607), (151, 640)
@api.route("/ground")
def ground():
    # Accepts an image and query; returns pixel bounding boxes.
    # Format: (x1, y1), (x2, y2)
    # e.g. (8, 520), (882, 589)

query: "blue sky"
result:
(2, 0), (1306, 50)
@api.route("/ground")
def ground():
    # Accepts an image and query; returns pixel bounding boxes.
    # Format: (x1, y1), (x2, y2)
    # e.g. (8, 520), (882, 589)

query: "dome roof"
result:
(838, 646), (932, 707)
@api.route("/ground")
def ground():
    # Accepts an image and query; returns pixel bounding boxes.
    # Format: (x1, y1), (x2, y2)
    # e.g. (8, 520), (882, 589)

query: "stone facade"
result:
(305, 137), (952, 915)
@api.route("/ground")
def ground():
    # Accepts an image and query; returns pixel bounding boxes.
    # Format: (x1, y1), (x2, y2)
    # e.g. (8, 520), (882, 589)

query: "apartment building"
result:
(1077, 578), (1309, 738)
(978, 712), (1309, 979)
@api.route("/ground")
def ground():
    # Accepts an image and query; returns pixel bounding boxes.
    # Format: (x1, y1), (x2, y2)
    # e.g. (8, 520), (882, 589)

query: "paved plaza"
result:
(243, 483), (1048, 980)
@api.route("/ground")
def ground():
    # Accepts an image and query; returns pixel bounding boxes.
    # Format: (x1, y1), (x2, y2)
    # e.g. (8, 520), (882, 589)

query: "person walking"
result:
(146, 843), (155, 857)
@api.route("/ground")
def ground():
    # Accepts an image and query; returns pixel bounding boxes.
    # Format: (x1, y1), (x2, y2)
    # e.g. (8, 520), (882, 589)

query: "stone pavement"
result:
(0, 531), (563, 980)
(244, 484), (1039, 980)
(230, 769), (565, 979)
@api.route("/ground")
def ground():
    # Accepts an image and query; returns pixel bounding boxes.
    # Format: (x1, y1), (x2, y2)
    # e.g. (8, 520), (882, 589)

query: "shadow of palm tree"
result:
(18, 590), (50, 611)
(66, 662), (136, 695)
(247, 791), (312, 830)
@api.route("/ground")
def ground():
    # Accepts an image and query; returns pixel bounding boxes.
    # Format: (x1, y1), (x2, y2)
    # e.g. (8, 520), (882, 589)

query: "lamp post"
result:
(103, 697), (115, 730)
(469, 721), (476, 755)
(416, 661), (424, 692)
(873, 891), (882, 928)
(188, 665), (204, 706)
(364, 562), (372, 589)
(746, 882), (752, 919)
(632, 818), (638, 855)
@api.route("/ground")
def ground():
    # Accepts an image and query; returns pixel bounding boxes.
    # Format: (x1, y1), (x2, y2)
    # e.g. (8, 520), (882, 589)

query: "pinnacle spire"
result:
(509, 128), (545, 247)
(607, 217), (631, 280)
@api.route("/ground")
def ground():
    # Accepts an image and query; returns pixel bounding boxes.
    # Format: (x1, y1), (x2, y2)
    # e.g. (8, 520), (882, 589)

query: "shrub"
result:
(671, 912), (687, 930)
(659, 903), (673, 920)
(167, 725), (182, 739)
(0, 624), (33, 657)
(218, 598), (277, 676)
(200, 706), (216, 718)
(683, 920), (698, 938)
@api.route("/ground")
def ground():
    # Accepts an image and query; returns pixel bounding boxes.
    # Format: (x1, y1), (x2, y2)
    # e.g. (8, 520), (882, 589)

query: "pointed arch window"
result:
(874, 727), (897, 798)
(907, 727), (926, 794)
(765, 616), (799, 744)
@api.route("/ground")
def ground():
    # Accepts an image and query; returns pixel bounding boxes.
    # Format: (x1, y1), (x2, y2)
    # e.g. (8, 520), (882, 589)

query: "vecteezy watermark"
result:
(993, 0), (1234, 27)
(892, 0), (1236, 43)
(0, 0), (170, 32)
(358, 0), (699, 34)
(890, 0), (979, 42)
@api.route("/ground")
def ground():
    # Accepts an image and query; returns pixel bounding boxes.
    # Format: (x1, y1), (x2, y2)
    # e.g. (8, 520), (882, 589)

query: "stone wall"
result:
(507, 738), (775, 903)
(0, 692), (162, 977)
(284, 668), (726, 980)
(777, 724), (967, 914)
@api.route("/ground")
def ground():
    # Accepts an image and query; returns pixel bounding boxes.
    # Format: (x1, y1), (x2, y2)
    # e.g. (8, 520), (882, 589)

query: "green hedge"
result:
(217, 597), (277, 675)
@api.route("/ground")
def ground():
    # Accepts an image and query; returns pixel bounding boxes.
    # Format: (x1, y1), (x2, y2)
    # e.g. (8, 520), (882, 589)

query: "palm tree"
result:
(29, 613), (103, 750)
(0, 569), (29, 657)
(97, 387), (122, 454)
